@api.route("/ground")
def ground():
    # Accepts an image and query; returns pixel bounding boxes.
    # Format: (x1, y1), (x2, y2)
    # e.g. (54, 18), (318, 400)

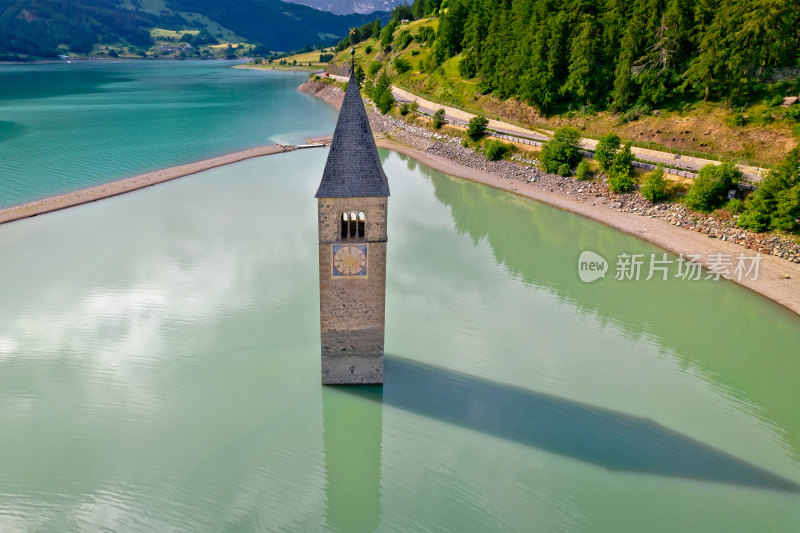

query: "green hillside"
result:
(328, 1), (800, 166)
(0, 0), (389, 59)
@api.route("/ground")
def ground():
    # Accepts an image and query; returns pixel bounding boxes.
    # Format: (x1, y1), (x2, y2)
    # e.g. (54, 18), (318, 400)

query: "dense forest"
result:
(431, 0), (800, 112)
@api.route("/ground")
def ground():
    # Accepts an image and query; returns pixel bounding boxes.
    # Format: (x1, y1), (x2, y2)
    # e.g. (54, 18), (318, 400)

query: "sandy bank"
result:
(0, 144), (301, 226)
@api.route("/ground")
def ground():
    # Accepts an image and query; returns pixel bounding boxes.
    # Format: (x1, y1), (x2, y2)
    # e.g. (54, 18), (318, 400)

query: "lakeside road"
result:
(0, 144), (304, 226)
(387, 85), (768, 181)
(323, 72), (767, 180)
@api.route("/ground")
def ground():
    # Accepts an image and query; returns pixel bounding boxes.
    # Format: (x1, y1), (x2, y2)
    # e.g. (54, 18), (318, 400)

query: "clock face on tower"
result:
(332, 244), (368, 277)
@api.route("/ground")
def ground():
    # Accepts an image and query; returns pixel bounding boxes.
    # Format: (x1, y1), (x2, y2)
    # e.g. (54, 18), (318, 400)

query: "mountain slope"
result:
(0, 0), (387, 57)
(281, 0), (402, 15)
(165, 0), (387, 50)
(0, 0), (185, 56)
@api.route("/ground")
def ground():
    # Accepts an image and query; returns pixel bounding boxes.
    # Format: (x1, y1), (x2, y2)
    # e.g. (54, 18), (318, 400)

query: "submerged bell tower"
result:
(316, 55), (390, 385)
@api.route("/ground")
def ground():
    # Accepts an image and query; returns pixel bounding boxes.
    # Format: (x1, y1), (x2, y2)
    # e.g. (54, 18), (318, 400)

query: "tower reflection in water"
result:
(322, 385), (383, 532)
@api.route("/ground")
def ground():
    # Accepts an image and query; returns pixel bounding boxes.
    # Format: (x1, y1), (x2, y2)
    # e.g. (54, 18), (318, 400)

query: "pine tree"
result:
(562, 14), (599, 104)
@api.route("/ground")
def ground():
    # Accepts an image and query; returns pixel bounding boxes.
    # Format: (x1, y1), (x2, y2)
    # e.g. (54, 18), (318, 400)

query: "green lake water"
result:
(0, 64), (799, 531)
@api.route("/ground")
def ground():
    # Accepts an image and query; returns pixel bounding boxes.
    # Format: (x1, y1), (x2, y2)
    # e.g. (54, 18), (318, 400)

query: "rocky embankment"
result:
(299, 78), (346, 108)
(299, 79), (800, 265)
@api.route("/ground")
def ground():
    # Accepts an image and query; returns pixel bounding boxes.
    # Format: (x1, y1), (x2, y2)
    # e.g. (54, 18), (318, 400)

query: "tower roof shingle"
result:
(315, 67), (390, 198)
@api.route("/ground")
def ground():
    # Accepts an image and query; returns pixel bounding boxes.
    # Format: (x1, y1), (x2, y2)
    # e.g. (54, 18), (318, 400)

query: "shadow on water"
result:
(339, 356), (799, 493)
(323, 386), (383, 533)
(386, 151), (800, 458)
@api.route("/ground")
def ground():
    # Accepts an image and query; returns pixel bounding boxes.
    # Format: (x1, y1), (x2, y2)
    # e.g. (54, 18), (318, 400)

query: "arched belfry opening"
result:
(340, 212), (367, 239)
(341, 213), (349, 239)
(315, 59), (390, 385)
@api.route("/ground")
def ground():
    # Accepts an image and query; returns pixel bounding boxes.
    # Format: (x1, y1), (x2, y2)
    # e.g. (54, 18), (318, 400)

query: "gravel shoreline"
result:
(300, 79), (800, 316)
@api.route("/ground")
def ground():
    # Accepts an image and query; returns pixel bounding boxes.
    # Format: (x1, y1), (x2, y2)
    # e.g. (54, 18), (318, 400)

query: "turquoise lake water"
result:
(0, 61), (336, 208)
(0, 63), (798, 531)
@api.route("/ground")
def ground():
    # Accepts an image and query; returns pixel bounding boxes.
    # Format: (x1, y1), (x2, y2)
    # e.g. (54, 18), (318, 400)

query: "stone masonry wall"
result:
(317, 196), (388, 243)
(318, 196), (388, 384)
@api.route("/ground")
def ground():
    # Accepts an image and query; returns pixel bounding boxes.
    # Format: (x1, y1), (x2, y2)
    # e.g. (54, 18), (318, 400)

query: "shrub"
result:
(414, 26), (435, 44)
(766, 95), (784, 107)
(540, 127), (582, 174)
(355, 65), (365, 86)
(737, 209), (771, 232)
(617, 103), (651, 124)
(418, 55), (436, 73)
(770, 185), (800, 232)
(575, 160), (592, 180)
(372, 72), (394, 114)
(461, 138), (469, 147)
(484, 139), (509, 161)
(608, 171), (636, 193)
(738, 148), (800, 233)
(594, 132), (621, 172)
(400, 103), (410, 115)
(363, 80), (374, 97)
(732, 113), (747, 126)
(364, 45), (373, 55)
(368, 60), (381, 76)
(396, 30), (413, 50)
(607, 145), (636, 193)
(726, 198), (745, 214)
(557, 163), (571, 176)
(467, 115), (489, 141)
(415, 26), (435, 44)
(375, 90), (394, 113)
(640, 165), (667, 202)
(432, 108), (446, 129)
(379, 25), (394, 46)
(685, 162), (741, 212)
(394, 57), (412, 74)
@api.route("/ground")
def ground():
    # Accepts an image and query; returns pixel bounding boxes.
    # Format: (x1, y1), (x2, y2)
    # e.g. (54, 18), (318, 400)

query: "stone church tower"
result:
(316, 63), (390, 385)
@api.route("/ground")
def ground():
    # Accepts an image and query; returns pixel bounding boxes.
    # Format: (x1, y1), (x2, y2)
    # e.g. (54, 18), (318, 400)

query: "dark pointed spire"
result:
(315, 53), (390, 199)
